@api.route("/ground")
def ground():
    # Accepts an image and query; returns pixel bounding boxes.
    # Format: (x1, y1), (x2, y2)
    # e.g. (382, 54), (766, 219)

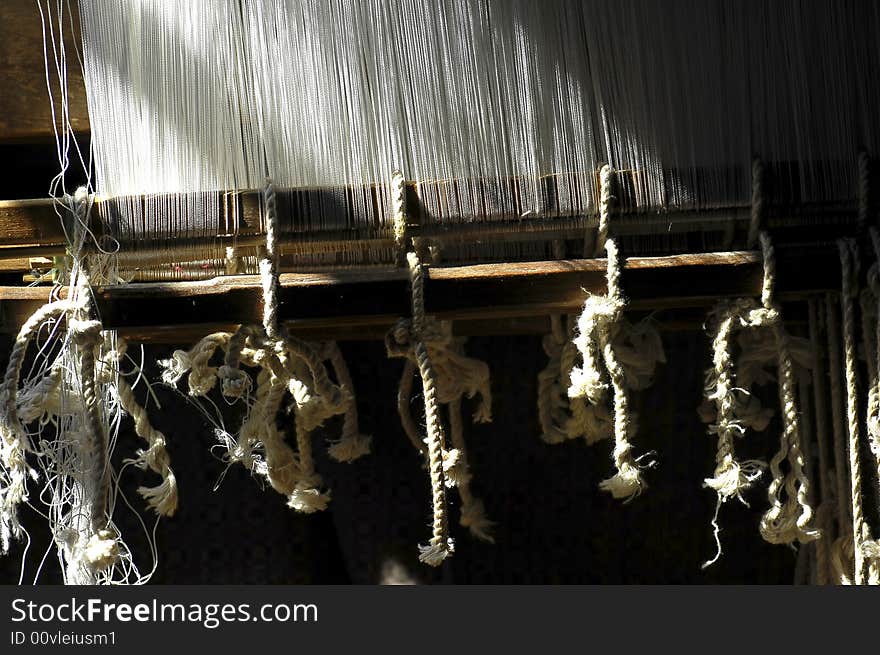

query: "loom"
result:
(0, 0), (878, 584)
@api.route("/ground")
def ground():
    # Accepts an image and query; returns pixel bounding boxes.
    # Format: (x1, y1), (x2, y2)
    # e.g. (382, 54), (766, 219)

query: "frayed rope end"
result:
(418, 538), (455, 567)
(327, 433), (372, 463)
(287, 484), (331, 514)
(599, 463), (645, 501)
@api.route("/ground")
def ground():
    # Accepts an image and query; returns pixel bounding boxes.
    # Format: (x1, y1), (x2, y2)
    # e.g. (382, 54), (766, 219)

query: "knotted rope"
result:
(700, 298), (766, 567)
(387, 251), (455, 565)
(569, 164), (654, 500)
(0, 299), (71, 551)
(701, 161), (818, 564)
(538, 315), (614, 445)
(385, 170), (495, 561)
(203, 179), (350, 513)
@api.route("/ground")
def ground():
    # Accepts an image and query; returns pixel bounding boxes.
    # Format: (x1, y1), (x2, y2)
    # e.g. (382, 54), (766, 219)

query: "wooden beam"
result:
(0, 248), (838, 341)
(0, 192), (857, 274)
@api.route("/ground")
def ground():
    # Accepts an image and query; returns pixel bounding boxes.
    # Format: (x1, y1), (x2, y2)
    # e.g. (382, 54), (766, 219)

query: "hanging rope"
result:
(747, 158), (764, 250)
(569, 164), (652, 500)
(206, 179), (348, 513)
(837, 239), (872, 584)
(385, 169), (497, 560)
(756, 231), (819, 545)
(0, 299), (71, 551)
(387, 251), (455, 566)
(701, 161), (818, 564)
(701, 298), (766, 567)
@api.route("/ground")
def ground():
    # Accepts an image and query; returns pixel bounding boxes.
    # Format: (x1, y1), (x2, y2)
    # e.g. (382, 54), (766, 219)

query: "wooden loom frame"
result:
(0, 2), (865, 343)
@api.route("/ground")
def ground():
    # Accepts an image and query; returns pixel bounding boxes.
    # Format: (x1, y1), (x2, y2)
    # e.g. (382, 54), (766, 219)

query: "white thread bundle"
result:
(74, 0), (880, 253)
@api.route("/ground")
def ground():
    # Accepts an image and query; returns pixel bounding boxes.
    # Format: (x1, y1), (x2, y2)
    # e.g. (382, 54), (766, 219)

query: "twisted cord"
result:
(568, 299), (611, 404)
(391, 170), (408, 260)
(256, 368), (302, 499)
(747, 157), (764, 249)
(757, 231), (818, 545)
(597, 325), (644, 499)
(219, 324), (260, 398)
(562, 321), (611, 445)
(288, 414), (330, 514)
(160, 332), (231, 396)
(594, 163), (613, 257)
(70, 254), (110, 537)
(598, 177), (641, 498)
(0, 300), (71, 550)
(700, 301), (756, 565)
(838, 239), (869, 584)
(279, 334), (344, 412)
(704, 301), (764, 503)
(758, 231), (775, 309)
(261, 179), (280, 340)
(604, 239), (624, 305)
(404, 250), (453, 566)
(571, 165), (647, 499)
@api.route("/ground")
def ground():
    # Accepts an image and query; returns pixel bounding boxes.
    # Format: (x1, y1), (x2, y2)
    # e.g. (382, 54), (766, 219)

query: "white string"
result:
(74, 1), (880, 249)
